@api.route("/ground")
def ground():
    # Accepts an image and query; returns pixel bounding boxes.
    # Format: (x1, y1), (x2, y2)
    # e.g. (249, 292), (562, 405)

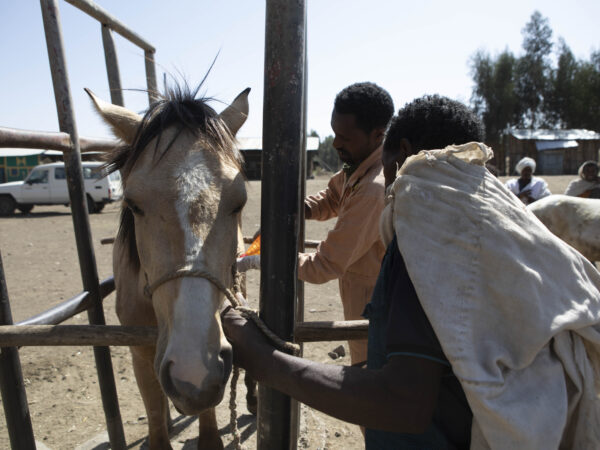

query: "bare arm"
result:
(222, 308), (444, 433)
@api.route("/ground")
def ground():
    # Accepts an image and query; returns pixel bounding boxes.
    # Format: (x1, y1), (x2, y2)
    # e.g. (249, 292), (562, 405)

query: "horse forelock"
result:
(107, 83), (246, 271)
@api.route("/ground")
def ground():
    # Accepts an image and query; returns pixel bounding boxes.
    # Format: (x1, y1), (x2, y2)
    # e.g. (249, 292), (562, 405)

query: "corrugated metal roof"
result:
(535, 140), (579, 151)
(237, 136), (319, 151)
(509, 129), (600, 140)
(0, 148), (63, 157)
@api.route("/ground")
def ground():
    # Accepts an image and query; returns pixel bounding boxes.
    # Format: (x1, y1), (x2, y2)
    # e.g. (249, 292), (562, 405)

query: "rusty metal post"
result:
(144, 50), (158, 104)
(39, 1), (126, 448)
(260, 0), (306, 448)
(0, 252), (36, 450)
(101, 24), (124, 106)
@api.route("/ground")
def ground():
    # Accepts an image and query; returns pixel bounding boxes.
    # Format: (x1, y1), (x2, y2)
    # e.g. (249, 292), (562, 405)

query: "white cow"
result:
(528, 194), (600, 262)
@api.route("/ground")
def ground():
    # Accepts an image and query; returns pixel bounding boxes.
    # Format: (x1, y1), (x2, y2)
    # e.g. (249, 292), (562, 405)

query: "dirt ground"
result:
(0, 174), (575, 449)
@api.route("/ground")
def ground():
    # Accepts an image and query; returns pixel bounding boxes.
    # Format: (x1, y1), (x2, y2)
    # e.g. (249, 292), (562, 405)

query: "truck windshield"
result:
(26, 169), (49, 184)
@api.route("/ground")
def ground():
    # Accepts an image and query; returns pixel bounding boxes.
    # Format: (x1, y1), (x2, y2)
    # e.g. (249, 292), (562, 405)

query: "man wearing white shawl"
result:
(504, 156), (551, 204)
(564, 160), (600, 198)
(222, 96), (600, 450)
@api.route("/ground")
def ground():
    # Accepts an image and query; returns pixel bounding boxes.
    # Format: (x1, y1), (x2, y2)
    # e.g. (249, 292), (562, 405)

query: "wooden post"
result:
(260, 0), (306, 448)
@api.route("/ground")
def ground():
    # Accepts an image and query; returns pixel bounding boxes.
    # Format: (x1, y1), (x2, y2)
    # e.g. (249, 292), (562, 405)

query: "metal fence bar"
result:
(144, 50), (159, 104)
(0, 126), (118, 152)
(63, 0), (154, 52)
(17, 276), (114, 326)
(0, 321), (368, 347)
(260, 0), (306, 448)
(101, 24), (124, 106)
(39, 1), (126, 448)
(0, 252), (36, 450)
(0, 325), (157, 347)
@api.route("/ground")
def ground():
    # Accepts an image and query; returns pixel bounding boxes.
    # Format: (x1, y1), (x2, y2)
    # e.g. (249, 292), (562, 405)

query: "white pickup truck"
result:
(0, 162), (122, 216)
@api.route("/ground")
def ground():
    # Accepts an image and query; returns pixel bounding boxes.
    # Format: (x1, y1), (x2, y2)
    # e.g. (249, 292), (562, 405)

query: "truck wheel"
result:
(94, 202), (105, 213)
(0, 195), (16, 216)
(17, 204), (34, 214)
(86, 195), (96, 214)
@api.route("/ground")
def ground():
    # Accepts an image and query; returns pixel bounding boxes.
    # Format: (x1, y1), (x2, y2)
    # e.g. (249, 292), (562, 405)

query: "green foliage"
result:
(470, 49), (521, 147)
(315, 134), (341, 173)
(514, 11), (553, 128)
(470, 11), (600, 145)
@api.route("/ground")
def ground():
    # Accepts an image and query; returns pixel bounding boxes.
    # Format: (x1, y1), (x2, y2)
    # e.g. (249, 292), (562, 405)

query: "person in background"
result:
(564, 160), (600, 198)
(504, 156), (551, 204)
(298, 82), (394, 366)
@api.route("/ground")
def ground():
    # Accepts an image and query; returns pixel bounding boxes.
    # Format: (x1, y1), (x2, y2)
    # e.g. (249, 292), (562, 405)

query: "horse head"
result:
(87, 86), (249, 414)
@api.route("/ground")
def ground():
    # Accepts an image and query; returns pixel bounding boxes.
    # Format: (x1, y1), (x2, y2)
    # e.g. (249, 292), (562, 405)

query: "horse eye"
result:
(125, 198), (144, 216)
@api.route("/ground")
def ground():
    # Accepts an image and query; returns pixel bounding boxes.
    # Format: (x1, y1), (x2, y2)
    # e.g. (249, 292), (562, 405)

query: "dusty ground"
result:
(0, 174), (576, 449)
(0, 175), (365, 450)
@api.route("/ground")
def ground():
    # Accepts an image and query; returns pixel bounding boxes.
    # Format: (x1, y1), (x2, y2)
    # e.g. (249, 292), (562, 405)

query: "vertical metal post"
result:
(260, 0), (306, 448)
(101, 24), (124, 106)
(144, 49), (158, 105)
(0, 252), (37, 450)
(39, 1), (126, 448)
(291, 11), (309, 446)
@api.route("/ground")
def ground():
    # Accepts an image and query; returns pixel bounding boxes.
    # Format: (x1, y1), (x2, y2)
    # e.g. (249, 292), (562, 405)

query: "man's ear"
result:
(84, 88), (142, 144)
(398, 138), (413, 160)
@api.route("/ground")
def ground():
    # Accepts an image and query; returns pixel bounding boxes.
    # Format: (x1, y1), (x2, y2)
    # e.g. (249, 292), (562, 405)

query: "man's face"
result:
(382, 139), (412, 188)
(330, 111), (380, 165)
(583, 164), (598, 181)
(520, 166), (533, 182)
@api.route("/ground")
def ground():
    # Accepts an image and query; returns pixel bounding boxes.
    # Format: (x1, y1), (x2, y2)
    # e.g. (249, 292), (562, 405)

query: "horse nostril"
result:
(159, 360), (176, 395)
(220, 347), (233, 381)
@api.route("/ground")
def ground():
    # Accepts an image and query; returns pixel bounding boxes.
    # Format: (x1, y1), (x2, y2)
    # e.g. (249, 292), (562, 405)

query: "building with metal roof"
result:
(237, 136), (319, 180)
(503, 129), (600, 175)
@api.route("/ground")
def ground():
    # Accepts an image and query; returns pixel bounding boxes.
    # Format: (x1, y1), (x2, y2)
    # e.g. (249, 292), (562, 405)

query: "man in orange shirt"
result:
(298, 82), (394, 365)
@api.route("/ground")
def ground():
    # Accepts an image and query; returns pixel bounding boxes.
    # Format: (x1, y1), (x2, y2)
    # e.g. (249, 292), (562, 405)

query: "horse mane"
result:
(106, 81), (245, 270)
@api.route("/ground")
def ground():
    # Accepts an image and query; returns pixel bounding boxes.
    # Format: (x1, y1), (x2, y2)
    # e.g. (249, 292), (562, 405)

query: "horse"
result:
(86, 85), (256, 449)
(528, 194), (600, 263)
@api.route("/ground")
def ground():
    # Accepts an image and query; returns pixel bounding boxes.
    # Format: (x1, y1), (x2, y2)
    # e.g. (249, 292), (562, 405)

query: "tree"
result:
(470, 49), (521, 149)
(514, 11), (553, 128)
(470, 10), (600, 138)
(545, 39), (577, 127)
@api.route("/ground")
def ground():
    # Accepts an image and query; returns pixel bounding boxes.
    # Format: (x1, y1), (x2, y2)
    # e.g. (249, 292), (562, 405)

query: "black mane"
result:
(106, 82), (244, 270)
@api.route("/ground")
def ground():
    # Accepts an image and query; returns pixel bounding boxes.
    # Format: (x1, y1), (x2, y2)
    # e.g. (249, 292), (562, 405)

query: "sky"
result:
(1, 0), (599, 142)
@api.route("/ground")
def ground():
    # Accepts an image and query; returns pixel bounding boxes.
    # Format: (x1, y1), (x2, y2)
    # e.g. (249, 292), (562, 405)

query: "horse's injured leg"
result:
(198, 408), (223, 450)
(244, 371), (257, 415)
(131, 345), (173, 450)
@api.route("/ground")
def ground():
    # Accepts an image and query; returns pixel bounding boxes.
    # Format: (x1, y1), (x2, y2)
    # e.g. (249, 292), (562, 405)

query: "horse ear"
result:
(84, 88), (142, 144)
(219, 88), (250, 136)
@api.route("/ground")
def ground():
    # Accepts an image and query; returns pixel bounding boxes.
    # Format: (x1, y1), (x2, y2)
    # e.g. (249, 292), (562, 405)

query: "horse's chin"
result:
(169, 384), (227, 415)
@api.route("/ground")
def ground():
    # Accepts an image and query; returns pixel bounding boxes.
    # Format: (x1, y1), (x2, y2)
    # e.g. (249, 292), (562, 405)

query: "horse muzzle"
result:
(159, 345), (233, 414)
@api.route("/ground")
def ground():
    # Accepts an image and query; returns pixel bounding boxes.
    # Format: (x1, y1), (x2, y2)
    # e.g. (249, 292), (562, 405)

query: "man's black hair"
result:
(334, 82), (394, 133)
(384, 95), (484, 152)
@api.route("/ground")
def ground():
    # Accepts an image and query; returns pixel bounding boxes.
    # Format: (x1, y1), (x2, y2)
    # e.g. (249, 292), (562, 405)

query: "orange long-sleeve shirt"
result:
(298, 145), (386, 299)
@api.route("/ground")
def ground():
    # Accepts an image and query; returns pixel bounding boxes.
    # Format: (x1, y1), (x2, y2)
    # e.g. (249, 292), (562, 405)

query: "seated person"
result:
(564, 160), (600, 198)
(504, 156), (551, 204)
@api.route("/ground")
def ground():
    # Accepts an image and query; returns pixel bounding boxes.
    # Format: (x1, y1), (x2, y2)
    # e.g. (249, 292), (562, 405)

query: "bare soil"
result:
(0, 175), (364, 450)
(0, 175), (575, 449)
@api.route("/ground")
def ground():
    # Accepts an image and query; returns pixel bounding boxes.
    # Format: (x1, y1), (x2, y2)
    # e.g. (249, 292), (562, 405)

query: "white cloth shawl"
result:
(382, 142), (600, 449)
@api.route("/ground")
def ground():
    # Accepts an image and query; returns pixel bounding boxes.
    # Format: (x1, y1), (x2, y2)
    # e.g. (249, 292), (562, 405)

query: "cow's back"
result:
(528, 194), (600, 261)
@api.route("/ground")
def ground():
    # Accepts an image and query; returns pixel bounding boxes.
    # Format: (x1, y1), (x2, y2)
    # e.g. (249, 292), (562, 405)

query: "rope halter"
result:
(143, 266), (300, 356)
